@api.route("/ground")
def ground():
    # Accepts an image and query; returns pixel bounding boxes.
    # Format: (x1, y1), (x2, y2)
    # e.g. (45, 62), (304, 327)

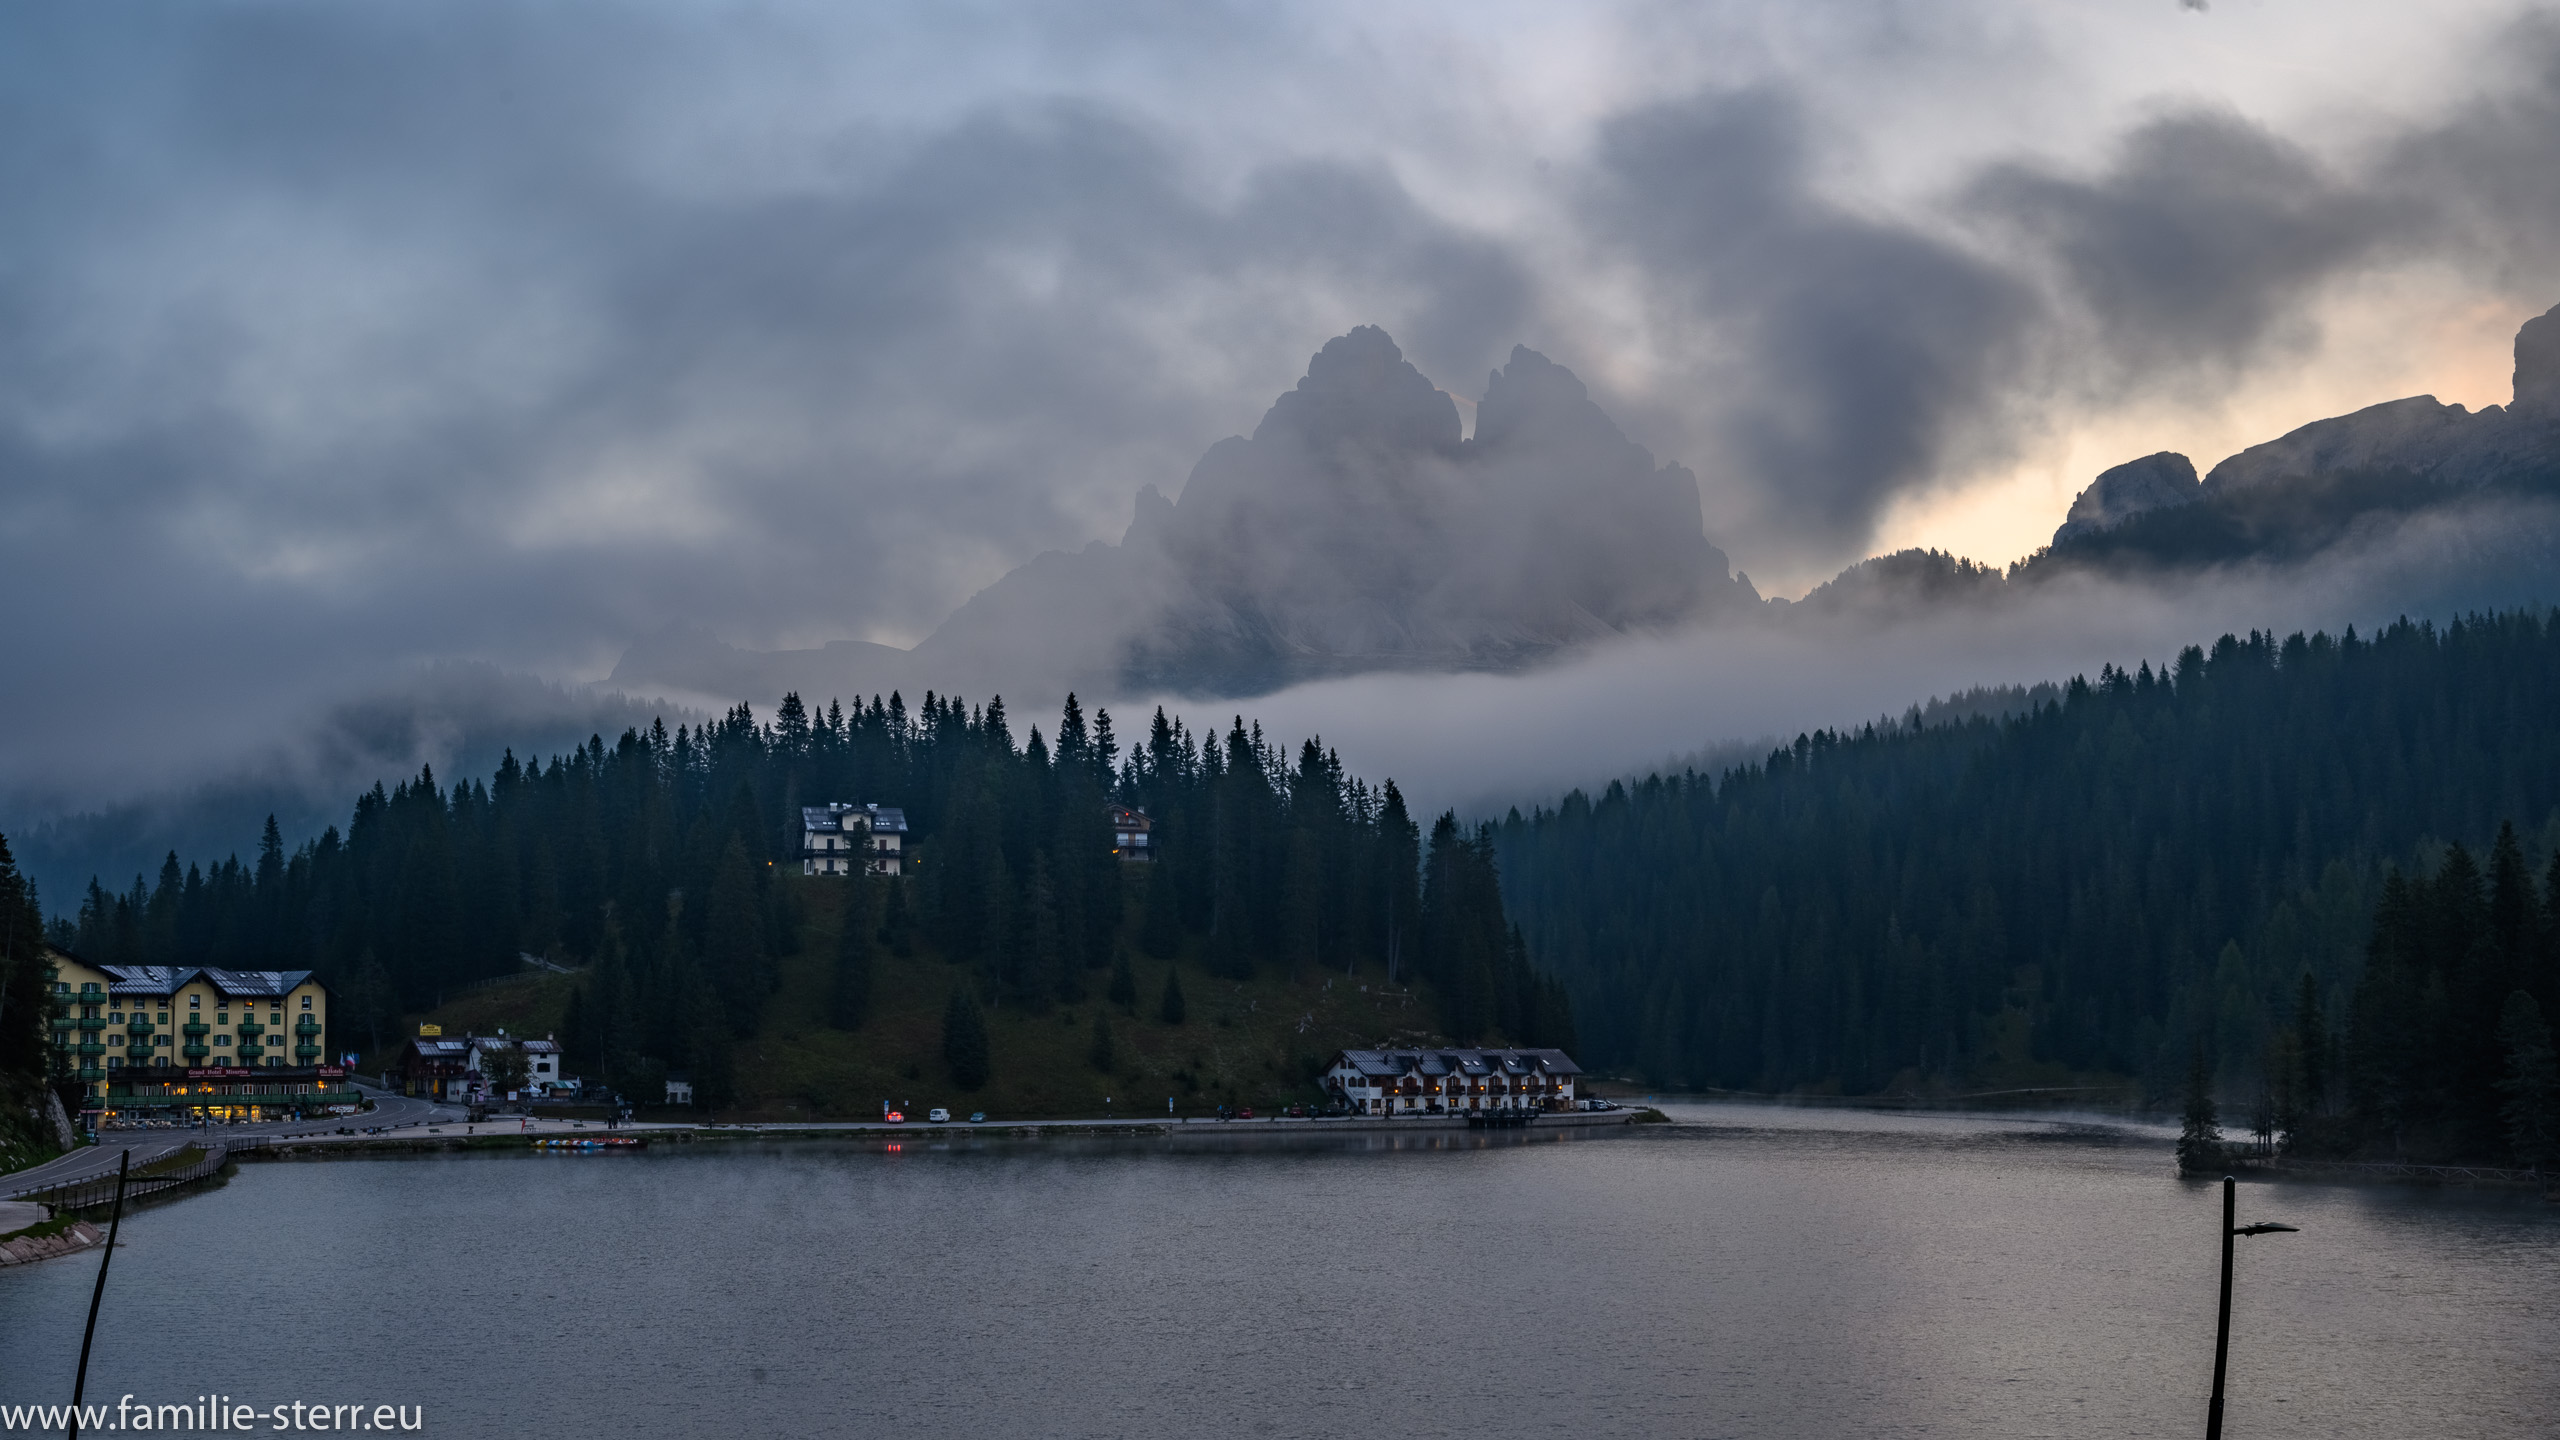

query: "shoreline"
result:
(222, 1107), (1660, 1161)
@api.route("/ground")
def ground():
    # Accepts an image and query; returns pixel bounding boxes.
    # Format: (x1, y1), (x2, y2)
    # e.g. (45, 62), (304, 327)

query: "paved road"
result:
(0, 1085), (466, 1199)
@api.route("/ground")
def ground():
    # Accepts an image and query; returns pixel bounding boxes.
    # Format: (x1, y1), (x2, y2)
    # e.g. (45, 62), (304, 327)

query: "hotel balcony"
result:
(75, 1041), (106, 1057)
(238, 1042), (265, 1059)
(77, 1066), (104, 1082)
(182, 1042), (209, 1059)
(295, 1044), (322, 1060)
(78, 1015), (107, 1031)
(296, 1020), (323, 1036)
(237, 1020), (265, 1037)
(183, 1021), (210, 1037)
(126, 1018), (154, 1035)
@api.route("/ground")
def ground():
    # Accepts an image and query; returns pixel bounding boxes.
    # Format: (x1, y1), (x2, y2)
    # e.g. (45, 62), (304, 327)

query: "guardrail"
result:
(5, 1145), (230, 1210)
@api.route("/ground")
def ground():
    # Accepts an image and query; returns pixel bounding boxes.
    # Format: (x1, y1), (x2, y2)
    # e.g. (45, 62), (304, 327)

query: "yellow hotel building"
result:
(45, 948), (355, 1122)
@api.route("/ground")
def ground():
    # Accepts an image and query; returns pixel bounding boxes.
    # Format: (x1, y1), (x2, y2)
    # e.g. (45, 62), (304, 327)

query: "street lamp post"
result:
(2205, 1173), (2298, 1440)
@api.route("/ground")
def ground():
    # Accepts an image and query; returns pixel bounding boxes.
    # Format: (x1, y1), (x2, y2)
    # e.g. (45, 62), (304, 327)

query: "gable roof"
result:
(100, 965), (322, 999)
(1329, 1046), (1582, 1078)
(804, 802), (908, 835)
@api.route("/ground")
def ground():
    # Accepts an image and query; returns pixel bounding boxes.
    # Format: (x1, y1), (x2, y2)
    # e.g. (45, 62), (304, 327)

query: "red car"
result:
(1236, 1106), (1255, 1120)
(885, 1111), (905, 1124)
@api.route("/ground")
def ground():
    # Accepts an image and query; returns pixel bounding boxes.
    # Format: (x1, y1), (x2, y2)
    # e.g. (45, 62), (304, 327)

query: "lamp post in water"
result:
(2205, 1174), (2298, 1440)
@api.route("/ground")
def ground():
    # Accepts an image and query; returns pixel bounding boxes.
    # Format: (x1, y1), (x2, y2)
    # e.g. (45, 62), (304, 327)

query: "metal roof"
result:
(1332, 1046), (1583, 1078)
(804, 802), (907, 834)
(100, 965), (321, 998)
(202, 968), (315, 998)
(101, 965), (192, 995)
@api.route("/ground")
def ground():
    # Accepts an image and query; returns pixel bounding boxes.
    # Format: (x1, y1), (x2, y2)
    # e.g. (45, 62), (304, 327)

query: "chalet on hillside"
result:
(1324, 1047), (1582, 1116)
(1109, 805), (1154, 862)
(802, 802), (908, 876)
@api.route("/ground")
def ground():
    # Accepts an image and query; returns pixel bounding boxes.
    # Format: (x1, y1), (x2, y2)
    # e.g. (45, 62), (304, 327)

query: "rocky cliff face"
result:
(1109, 329), (1752, 690)
(611, 305), (2560, 712)
(2052, 452), (2202, 544)
(826, 327), (1756, 698)
(2051, 301), (2560, 553)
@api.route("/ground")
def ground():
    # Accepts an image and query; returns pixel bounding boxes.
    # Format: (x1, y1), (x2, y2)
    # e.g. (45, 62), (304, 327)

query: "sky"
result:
(6, 0), (2560, 825)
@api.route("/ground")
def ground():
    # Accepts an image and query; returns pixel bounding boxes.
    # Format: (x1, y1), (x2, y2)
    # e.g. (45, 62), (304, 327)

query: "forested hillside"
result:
(0, 835), (61, 1169)
(39, 692), (1567, 1105)
(1496, 611), (2560, 1161)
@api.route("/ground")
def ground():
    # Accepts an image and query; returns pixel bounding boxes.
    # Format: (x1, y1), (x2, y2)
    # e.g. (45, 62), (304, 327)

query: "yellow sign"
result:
(419, 1023), (442, 1036)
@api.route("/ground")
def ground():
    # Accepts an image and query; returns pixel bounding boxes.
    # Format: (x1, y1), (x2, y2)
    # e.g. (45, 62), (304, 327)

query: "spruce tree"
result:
(830, 878), (876, 1031)
(1107, 947), (1139, 1014)
(0, 832), (49, 1094)
(2177, 1045), (2222, 1173)
(943, 986), (991, 1090)
(703, 834), (771, 1035)
(1159, 966), (1186, 1025)
(1028, 854), (1074, 1006)
(1088, 1008), (1116, 1073)
(2495, 990), (2558, 1171)
(881, 877), (914, 957)
(2294, 972), (2327, 1116)
(559, 984), (592, 1073)
(1139, 860), (1182, 959)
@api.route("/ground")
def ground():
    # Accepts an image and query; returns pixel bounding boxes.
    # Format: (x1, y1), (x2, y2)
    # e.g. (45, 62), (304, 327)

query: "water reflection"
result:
(2, 1103), (2551, 1439)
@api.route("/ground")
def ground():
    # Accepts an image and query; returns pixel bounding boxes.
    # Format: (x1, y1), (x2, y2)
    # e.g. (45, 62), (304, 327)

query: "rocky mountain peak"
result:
(2516, 301), (2560, 414)
(1473, 344), (1628, 455)
(2053, 451), (2200, 546)
(1251, 324), (1462, 458)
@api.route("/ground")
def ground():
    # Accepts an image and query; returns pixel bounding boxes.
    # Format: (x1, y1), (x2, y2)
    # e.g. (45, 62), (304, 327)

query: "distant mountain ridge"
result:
(614, 303), (2560, 707)
(611, 328), (1757, 704)
(1793, 301), (2560, 621)
(2045, 300), (2560, 554)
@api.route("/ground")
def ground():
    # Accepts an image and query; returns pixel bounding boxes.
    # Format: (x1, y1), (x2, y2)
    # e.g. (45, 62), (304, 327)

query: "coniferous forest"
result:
(31, 612), (2560, 1162)
(1496, 611), (2560, 1165)
(38, 692), (1568, 1105)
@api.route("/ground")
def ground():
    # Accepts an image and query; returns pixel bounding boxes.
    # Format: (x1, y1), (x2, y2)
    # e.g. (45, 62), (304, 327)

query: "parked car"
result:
(928, 1108), (952, 1123)
(885, 1111), (905, 1124)
(968, 1112), (986, 1123)
(1236, 1106), (1255, 1120)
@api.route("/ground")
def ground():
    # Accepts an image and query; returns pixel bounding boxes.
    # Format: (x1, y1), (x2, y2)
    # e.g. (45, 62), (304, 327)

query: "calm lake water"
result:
(4, 1103), (2555, 1438)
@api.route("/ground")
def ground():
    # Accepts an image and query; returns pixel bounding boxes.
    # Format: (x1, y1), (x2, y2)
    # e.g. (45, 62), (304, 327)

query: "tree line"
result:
(0, 834), (54, 1161)
(42, 689), (1567, 1105)
(1495, 610), (2560, 1165)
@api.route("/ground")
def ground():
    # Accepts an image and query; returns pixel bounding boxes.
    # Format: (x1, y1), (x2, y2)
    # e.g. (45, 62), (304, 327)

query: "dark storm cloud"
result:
(10, 0), (2560, 840)
(1967, 110), (2412, 384)
(0, 3), (1533, 807)
(1587, 89), (2040, 551)
(2382, 15), (2560, 289)
(1575, 16), (2560, 562)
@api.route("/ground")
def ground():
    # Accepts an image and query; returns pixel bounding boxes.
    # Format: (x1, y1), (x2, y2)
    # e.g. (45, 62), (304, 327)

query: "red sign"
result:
(318, 1066), (346, 1077)
(185, 1067), (254, 1078)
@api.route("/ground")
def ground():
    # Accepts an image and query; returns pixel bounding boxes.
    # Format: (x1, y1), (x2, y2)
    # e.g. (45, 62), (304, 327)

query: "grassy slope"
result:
(394, 870), (1458, 1121)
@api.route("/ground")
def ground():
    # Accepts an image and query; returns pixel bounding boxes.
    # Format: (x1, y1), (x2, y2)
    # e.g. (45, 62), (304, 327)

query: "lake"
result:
(4, 1103), (2555, 1438)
